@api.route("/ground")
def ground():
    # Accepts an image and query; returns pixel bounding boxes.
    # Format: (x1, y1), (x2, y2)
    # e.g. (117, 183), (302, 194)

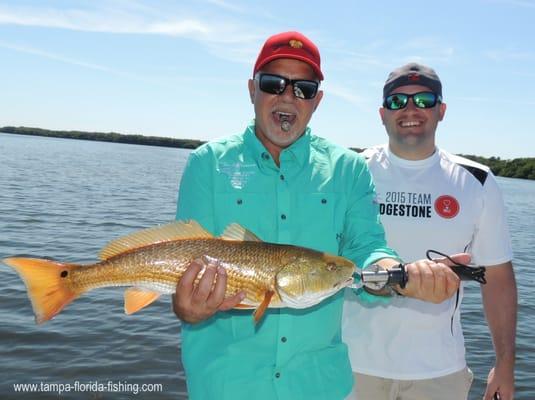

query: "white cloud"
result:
(0, 2), (267, 43)
(0, 4), (211, 35)
(0, 2), (268, 67)
(323, 36), (454, 75)
(147, 20), (212, 36)
(0, 40), (162, 84)
(0, 40), (111, 72)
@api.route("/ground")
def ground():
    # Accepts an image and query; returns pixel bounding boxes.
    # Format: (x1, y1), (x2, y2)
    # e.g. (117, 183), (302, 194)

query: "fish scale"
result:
(2, 220), (355, 324)
(72, 239), (285, 304)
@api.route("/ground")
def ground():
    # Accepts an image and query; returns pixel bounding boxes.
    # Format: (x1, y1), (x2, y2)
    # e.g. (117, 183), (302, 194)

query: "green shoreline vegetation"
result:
(0, 126), (204, 149)
(2, 126), (534, 180)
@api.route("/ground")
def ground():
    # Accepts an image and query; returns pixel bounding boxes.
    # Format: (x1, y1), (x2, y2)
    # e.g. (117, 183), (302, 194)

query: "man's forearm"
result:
(481, 262), (517, 366)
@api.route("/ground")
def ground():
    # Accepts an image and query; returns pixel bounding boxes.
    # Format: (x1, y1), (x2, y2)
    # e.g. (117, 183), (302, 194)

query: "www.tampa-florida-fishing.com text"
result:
(12, 380), (164, 395)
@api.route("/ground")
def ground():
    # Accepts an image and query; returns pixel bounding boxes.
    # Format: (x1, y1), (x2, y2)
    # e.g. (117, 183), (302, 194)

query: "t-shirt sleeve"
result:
(469, 172), (513, 266)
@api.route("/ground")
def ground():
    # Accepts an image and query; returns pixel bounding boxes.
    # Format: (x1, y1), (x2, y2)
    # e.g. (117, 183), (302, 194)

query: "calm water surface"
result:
(0, 134), (533, 399)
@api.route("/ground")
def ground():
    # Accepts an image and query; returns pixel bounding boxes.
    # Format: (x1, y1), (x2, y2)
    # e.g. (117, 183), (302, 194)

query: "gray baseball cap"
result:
(383, 63), (442, 98)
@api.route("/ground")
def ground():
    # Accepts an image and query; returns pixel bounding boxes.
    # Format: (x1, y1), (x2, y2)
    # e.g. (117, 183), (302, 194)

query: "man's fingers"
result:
(444, 266), (461, 296)
(403, 260), (460, 303)
(172, 258), (247, 323)
(418, 262), (437, 301)
(176, 260), (203, 297)
(430, 263), (446, 298)
(434, 252), (471, 267)
(171, 257), (249, 320)
(433, 263), (460, 302)
(207, 266), (246, 311)
(192, 260), (218, 304)
(205, 266), (229, 309)
(403, 262), (420, 288)
(483, 386), (500, 400)
(219, 291), (246, 311)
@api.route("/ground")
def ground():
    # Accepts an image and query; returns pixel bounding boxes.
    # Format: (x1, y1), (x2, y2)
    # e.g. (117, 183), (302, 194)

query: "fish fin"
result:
(253, 290), (274, 324)
(99, 220), (213, 260)
(220, 223), (263, 242)
(2, 257), (80, 324)
(124, 288), (161, 315)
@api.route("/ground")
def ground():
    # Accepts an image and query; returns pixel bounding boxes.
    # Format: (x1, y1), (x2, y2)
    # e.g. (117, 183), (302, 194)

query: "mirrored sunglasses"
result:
(257, 73), (319, 100)
(384, 92), (442, 110)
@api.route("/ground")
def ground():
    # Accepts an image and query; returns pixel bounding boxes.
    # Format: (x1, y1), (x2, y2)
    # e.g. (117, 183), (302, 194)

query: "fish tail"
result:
(3, 257), (81, 324)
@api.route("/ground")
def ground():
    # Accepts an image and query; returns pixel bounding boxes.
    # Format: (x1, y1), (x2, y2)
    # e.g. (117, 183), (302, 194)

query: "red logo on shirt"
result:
(434, 195), (460, 219)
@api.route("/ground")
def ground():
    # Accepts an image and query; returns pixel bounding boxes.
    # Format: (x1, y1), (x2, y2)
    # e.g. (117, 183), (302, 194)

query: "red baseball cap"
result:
(253, 31), (324, 81)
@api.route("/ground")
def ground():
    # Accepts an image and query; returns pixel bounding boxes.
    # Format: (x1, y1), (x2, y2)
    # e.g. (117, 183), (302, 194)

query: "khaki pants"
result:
(345, 367), (473, 400)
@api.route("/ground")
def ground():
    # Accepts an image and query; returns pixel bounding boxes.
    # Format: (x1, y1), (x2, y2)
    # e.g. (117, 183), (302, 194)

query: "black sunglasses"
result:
(256, 73), (319, 100)
(383, 92), (442, 110)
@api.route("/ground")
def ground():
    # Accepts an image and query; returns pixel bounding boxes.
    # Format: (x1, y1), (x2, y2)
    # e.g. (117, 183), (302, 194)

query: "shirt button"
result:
(237, 199), (242, 205)
(275, 372), (281, 378)
(321, 198), (327, 204)
(281, 337), (287, 343)
(280, 174), (285, 181)
(262, 152), (269, 160)
(281, 214), (286, 220)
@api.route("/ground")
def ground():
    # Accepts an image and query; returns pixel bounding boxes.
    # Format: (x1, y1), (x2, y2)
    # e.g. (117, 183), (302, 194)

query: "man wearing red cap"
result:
(172, 34), (464, 400)
(343, 63), (517, 400)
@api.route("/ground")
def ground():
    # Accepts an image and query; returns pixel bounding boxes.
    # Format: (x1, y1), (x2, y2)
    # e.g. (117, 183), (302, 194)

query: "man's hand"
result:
(172, 257), (245, 324)
(484, 365), (514, 400)
(395, 253), (470, 303)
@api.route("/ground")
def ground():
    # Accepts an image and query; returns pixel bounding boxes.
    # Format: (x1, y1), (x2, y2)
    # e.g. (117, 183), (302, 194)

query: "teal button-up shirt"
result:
(176, 122), (396, 400)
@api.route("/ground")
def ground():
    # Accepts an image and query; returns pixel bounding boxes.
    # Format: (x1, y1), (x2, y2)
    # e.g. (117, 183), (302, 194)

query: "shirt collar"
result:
(386, 145), (440, 169)
(243, 120), (311, 170)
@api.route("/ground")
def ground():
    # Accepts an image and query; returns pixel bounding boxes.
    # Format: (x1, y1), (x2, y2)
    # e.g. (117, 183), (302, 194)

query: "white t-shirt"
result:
(342, 145), (512, 380)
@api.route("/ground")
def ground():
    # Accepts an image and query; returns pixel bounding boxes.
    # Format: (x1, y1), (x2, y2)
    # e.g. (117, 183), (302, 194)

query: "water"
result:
(0, 134), (188, 399)
(0, 133), (533, 399)
(463, 176), (535, 398)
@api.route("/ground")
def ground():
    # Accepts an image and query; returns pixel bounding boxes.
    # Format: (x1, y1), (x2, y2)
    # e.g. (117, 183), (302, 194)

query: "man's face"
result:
(248, 58), (323, 159)
(379, 84), (446, 157)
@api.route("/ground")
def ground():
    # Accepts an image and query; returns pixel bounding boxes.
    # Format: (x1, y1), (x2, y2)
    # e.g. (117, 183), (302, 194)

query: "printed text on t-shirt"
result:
(379, 191), (432, 218)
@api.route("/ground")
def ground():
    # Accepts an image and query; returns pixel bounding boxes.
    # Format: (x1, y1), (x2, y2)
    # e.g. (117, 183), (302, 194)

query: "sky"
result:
(1, 0), (534, 159)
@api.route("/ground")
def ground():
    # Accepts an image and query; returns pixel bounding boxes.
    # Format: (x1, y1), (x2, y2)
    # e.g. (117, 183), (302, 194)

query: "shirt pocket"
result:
(293, 192), (338, 252)
(213, 192), (272, 236)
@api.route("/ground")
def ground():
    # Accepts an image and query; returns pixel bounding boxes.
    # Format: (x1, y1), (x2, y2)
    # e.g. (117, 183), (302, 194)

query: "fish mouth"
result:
(277, 276), (353, 309)
(335, 276), (355, 289)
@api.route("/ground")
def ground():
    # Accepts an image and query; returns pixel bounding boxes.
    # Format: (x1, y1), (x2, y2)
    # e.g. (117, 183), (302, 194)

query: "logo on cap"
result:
(408, 72), (420, 82)
(434, 195), (460, 219)
(289, 39), (303, 49)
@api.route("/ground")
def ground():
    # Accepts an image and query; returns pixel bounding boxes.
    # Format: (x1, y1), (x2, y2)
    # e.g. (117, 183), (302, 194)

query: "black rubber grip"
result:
(387, 264), (408, 289)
